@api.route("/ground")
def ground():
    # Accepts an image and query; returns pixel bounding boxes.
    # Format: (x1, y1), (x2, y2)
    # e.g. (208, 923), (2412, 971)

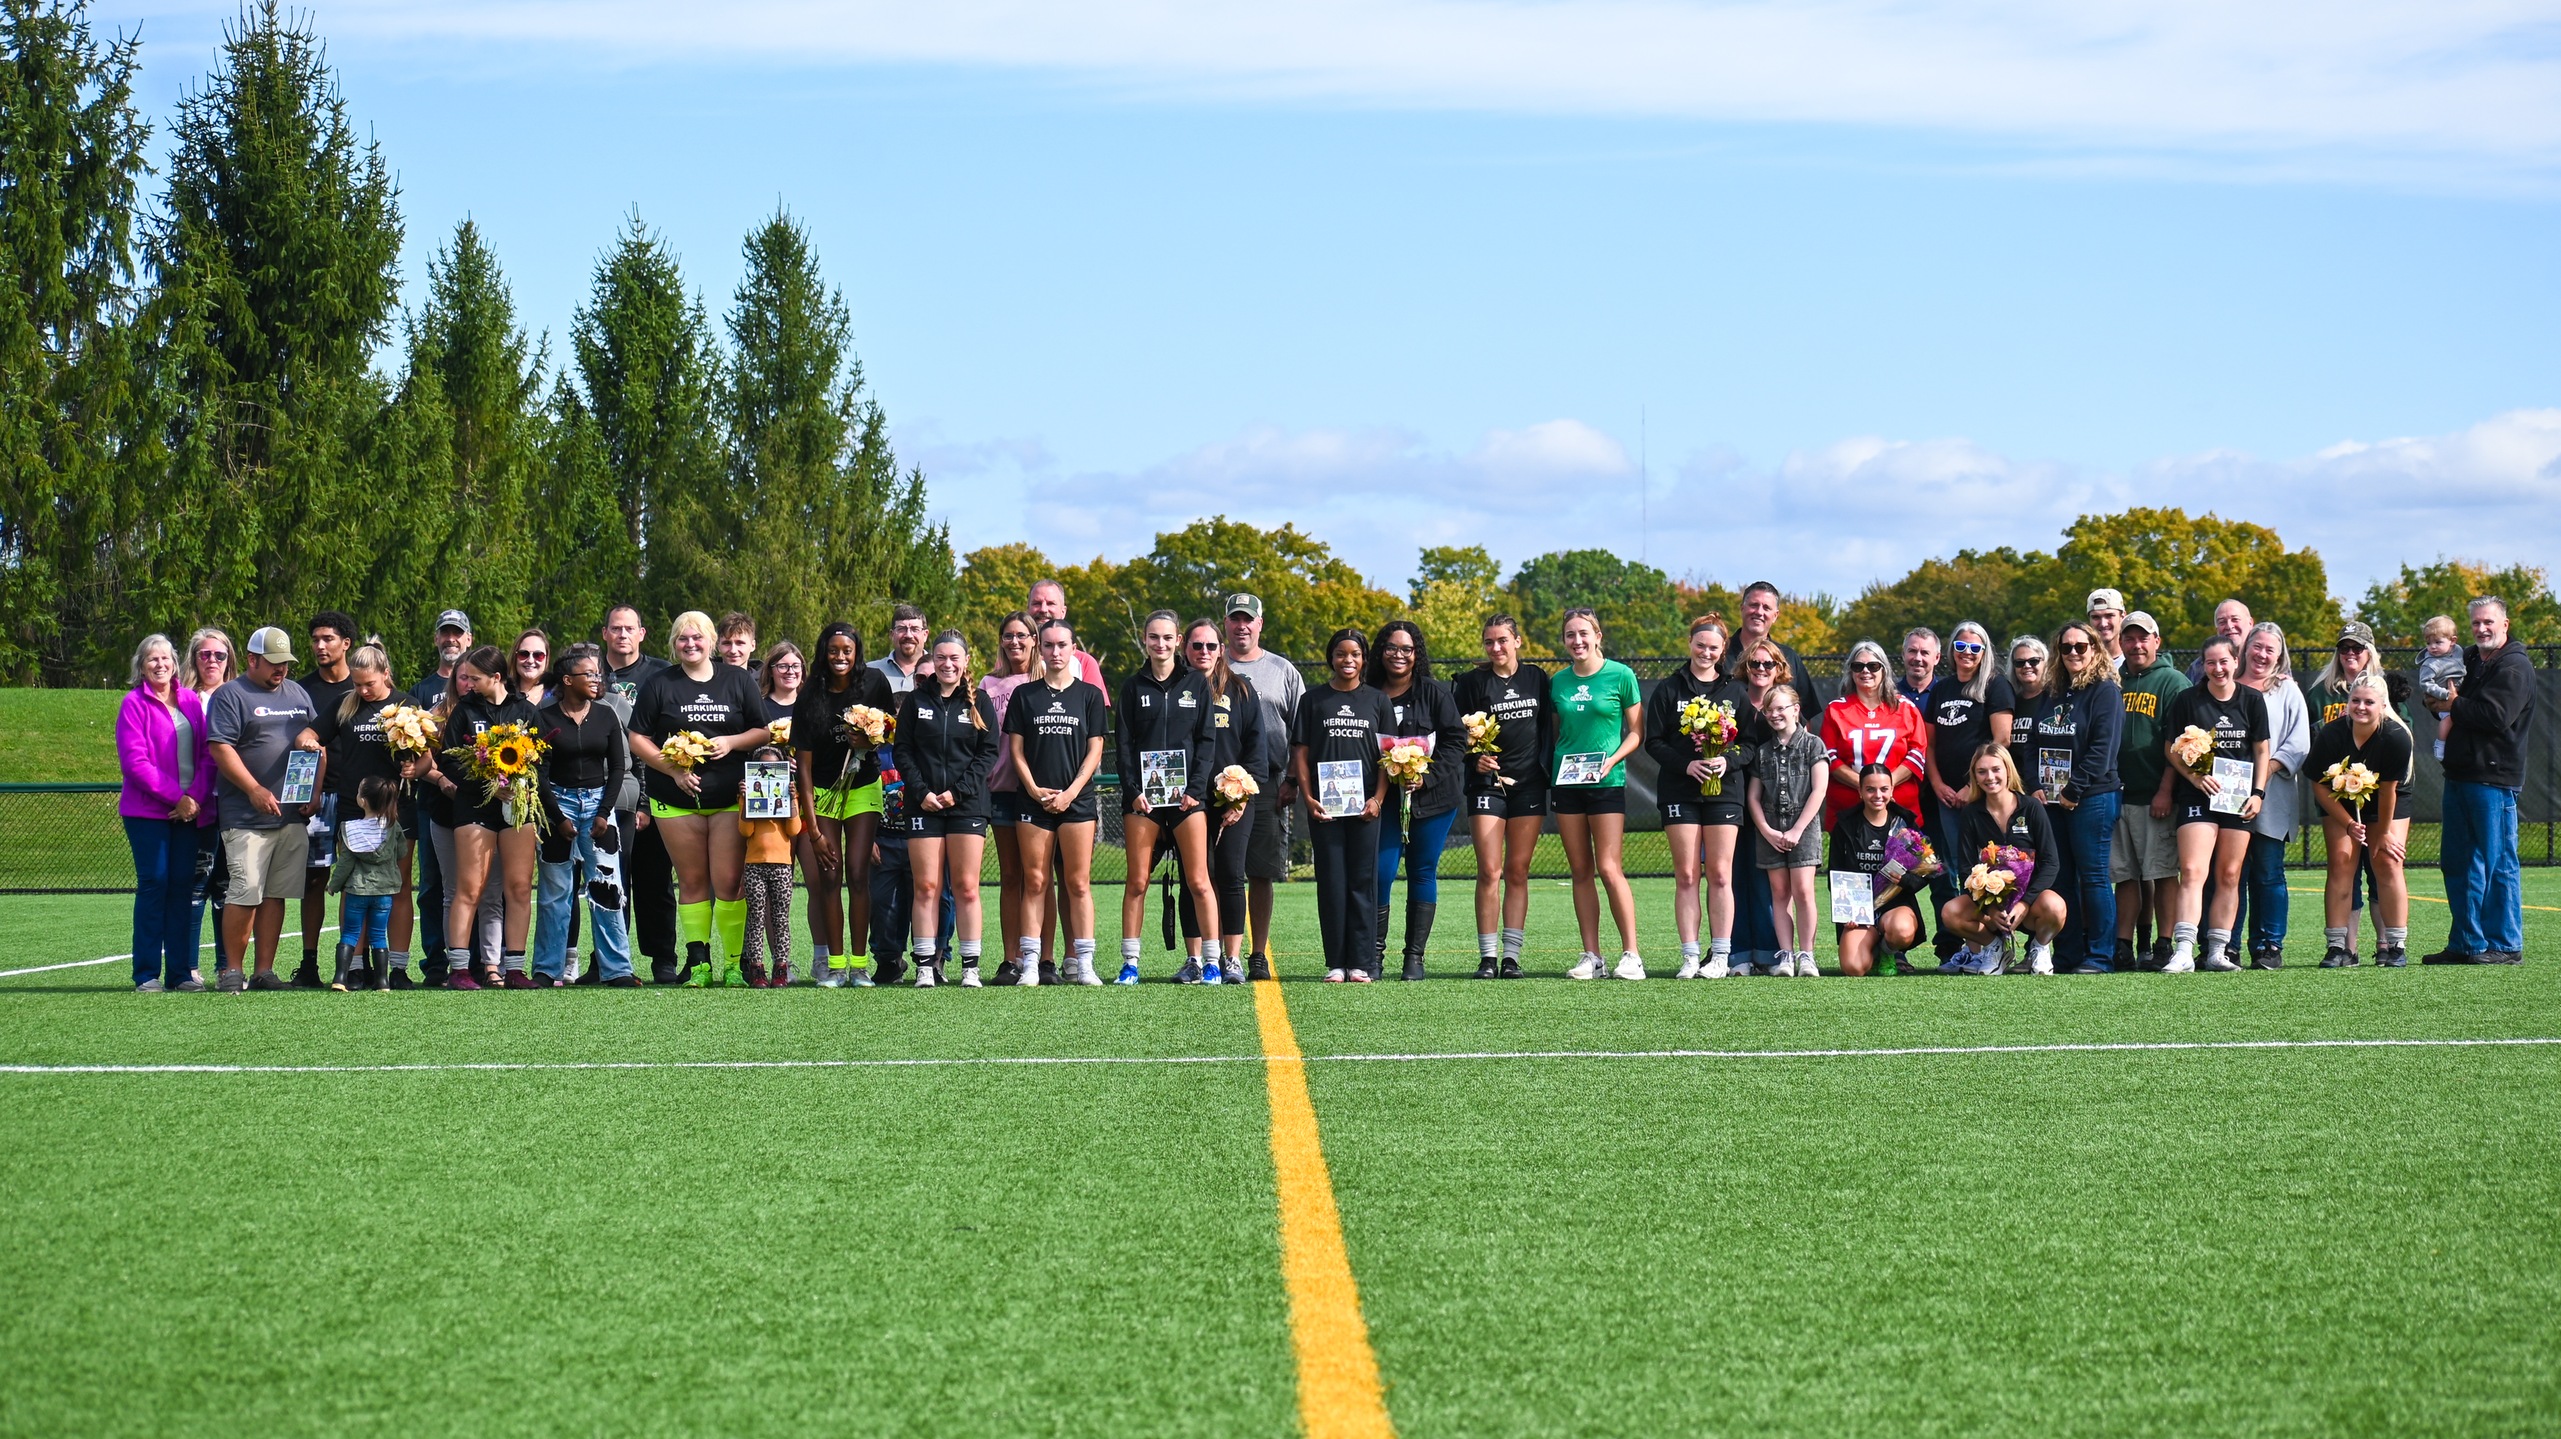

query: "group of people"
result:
(112, 576), (2538, 992)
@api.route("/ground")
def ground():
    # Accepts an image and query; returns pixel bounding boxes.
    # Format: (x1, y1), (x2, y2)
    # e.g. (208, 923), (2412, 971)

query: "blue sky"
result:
(116, 1), (2561, 602)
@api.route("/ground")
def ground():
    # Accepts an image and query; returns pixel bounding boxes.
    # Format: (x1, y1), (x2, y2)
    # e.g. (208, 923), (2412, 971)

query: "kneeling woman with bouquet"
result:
(1938, 745), (2067, 975)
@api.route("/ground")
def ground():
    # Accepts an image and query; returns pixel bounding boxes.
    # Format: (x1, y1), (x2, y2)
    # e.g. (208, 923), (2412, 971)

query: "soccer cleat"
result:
(2376, 947), (2408, 968)
(1675, 955), (1702, 980)
(739, 959), (769, 988)
(2319, 946), (2356, 968)
(2162, 944), (2196, 974)
(2025, 941), (2054, 976)
(1325, 968), (1346, 983)
(1498, 956), (1522, 979)
(1475, 957), (1500, 979)
(1566, 954), (1603, 981)
(1203, 961), (1227, 986)
(1174, 959), (1203, 985)
(848, 967), (876, 988)
(1114, 961), (1142, 985)
(959, 964), (983, 988)
(1613, 953), (1647, 981)
(1701, 954), (1730, 979)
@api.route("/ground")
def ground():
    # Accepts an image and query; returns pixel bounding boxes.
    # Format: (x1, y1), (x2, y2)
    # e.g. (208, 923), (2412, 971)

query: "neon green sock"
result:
(677, 900), (713, 947)
(714, 898), (747, 985)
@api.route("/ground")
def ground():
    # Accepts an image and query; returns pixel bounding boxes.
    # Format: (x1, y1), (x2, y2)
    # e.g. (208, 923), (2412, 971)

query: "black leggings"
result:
(1175, 806), (1256, 944)
(1308, 814), (1379, 973)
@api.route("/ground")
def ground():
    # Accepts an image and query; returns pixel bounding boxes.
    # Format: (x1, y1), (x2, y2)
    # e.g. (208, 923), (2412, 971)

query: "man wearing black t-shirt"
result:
(602, 604), (678, 981)
(294, 610), (359, 987)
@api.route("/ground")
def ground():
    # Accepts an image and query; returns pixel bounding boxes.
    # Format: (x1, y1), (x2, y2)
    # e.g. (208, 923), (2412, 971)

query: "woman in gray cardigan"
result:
(2235, 622), (2311, 966)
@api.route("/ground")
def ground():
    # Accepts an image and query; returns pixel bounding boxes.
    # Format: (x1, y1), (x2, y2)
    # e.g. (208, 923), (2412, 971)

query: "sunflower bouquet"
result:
(1380, 739), (1433, 791)
(2322, 757), (2381, 808)
(2167, 724), (2218, 779)
(766, 717), (792, 748)
(659, 730), (717, 772)
(1963, 842), (2035, 909)
(1214, 764), (1260, 806)
(446, 721), (551, 833)
(1678, 696), (1742, 795)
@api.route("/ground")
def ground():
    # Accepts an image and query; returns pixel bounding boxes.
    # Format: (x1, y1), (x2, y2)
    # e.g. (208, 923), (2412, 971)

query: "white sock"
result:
(2382, 926), (2408, 950)
(1501, 928), (1525, 960)
(1479, 932), (1500, 958)
(959, 938), (981, 961)
(1019, 936), (1041, 964)
(2203, 929), (2230, 963)
(913, 937), (936, 959)
(1122, 937), (1142, 962)
(2173, 923), (2197, 947)
(1710, 938), (1731, 960)
(2325, 926), (2352, 952)
(1681, 941), (1701, 962)
(1073, 938), (1097, 969)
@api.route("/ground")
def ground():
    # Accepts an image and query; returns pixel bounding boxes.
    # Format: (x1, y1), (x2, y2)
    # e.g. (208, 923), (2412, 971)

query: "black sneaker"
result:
(2375, 947), (2408, 968)
(1247, 954), (1273, 983)
(247, 970), (287, 991)
(651, 958), (682, 985)
(386, 967), (414, 990)
(1473, 957), (1499, 979)
(1402, 955), (1426, 981)
(573, 962), (604, 986)
(2420, 949), (2476, 965)
(2319, 946), (2356, 968)
(2484, 950), (2524, 965)
(993, 959), (1021, 986)
(2249, 946), (2283, 970)
(1037, 959), (1060, 985)
(1498, 956), (1522, 979)
(289, 956), (325, 988)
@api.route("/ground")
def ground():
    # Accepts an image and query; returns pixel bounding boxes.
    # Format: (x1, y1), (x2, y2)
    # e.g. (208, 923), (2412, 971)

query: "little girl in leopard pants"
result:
(738, 746), (802, 987)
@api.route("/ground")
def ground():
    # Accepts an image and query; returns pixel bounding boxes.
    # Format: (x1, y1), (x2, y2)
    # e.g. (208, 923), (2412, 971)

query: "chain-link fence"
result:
(13, 645), (2554, 892)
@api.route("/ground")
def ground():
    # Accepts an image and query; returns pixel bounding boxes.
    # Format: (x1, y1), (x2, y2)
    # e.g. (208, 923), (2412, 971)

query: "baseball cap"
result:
(1224, 592), (1263, 620)
(2085, 587), (2126, 615)
(245, 626), (297, 665)
(435, 608), (472, 633)
(2120, 610), (2159, 637)
(2336, 619), (2377, 651)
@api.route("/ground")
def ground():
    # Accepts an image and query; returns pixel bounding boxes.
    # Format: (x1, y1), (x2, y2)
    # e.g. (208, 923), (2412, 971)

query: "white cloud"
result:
(308, 0), (2561, 177)
(914, 407), (2561, 601)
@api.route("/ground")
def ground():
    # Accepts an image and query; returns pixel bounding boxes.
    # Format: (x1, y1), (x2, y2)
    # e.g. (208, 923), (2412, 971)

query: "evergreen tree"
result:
(142, 1), (401, 644)
(525, 374), (628, 646)
(0, 0), (148, 682)
(569, 211), (721, 624)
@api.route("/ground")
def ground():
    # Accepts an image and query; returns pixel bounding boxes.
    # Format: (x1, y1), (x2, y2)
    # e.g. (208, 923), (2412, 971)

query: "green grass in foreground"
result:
(1, 877), (2556, 1436)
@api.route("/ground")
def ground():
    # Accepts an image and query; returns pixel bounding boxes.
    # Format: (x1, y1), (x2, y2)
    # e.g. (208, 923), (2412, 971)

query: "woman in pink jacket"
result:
(118, 634), (218, 991)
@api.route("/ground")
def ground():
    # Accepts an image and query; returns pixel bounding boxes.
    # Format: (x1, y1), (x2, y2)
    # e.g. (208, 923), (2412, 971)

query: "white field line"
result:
(0, 929), (336, 980)
(1, 1036), (2555, 1076)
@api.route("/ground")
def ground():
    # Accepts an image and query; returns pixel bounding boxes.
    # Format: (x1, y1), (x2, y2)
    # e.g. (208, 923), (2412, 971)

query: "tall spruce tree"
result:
(716, 208), (954, 643)
(143, 0), (400, 644)
(569, 212), (721, 627)
(0, 0), (149, 682)
(525, 373), (629, 645)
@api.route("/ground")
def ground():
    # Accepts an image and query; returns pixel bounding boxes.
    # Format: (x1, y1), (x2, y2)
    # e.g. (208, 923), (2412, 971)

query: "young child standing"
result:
(738, 745), (802, 988)
(2415, 615), (2465, 762)
(328, 776), (412, 991)
(1747, 685), (1828, 978)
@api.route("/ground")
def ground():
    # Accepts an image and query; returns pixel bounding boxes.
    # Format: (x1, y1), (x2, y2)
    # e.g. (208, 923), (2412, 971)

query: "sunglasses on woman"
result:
(2058, 642), (2091, 655)
(516, 648), (546, 662)
(1187, 640), (1222, 652)
(1951, 640), (1984, 654)
(1746, 659), (1778, 671)
(1850, 661), (1883, 673)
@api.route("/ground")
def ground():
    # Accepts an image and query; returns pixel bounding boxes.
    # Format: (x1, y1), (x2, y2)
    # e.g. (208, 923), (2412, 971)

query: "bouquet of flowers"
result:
(1963, 842), (2036, 909)
(2322, 757), (2381, 808)
(445, 721), (551, 833)
(839, 704), (895, 750)
(1214, 764), (1260, 806)
(1380, 739), (1433, 791)
(1678, 696), (1742, 795)
(1873, 825), (1940, 905)
(1461, 710), (1509, 789)
(2167, 724), (2218, 779)
(766, 717), (792, 748)
(660, 730), (717, 772)
(380, 703), (440, 784)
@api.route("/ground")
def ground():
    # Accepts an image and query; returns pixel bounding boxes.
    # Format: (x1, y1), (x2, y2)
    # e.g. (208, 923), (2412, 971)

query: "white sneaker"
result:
(1794, 951), (1820, 977)
(1566, 953), (1603, 980)
(2163, 943), (2196, 974)
(1076, 956), (1104, 987)
(1702, 954), (1731, 979)
(2026, 941), (2055, 975)
(815, 966), (844, 989)
(1614, 953), (1647, 981)
(1014, 959), (1040, 987)
(1675, 954), (1702, 980)
(2200, 949), (2241, 972)
(914, 962), (936, 988)
(1325, 968), (1347, 983)
(959, 964), (983, 988)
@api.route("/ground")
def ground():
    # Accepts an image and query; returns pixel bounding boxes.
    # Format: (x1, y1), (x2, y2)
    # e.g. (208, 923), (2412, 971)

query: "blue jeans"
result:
(340, 892), (394, 951)
(533, 787), (632, 981)
(2442, 780), (2524, 954)
(2051, 791), (2119, 970)
(2244, 834), (2291, 952)
(1734, 840), (1779, 967)
(1377, 805), (1459, 904)
(869, 840), (955, 969)
(125, 817), (203, 987)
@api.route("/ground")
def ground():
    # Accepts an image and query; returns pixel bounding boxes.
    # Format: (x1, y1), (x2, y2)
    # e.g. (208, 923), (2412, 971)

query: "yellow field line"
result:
(2286, 888), (2561, 913)
(1253, 976), (1396, 1439)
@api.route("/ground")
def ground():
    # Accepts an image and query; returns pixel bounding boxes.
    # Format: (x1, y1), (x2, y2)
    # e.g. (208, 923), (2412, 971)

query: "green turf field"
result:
(3, 874), (2556, 1436)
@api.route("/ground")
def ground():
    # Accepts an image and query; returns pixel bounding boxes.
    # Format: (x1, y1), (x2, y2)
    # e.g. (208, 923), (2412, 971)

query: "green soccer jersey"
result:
(1548, 660), (1643, 787)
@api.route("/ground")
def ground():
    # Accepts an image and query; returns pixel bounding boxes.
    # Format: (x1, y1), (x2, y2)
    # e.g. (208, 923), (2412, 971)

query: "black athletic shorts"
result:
(1245, 791), (1291, 881)
(990, 791), (1023, 826)
(2176, 799), (2254, 832)
(1549, 785), (1628, 817)
(907, 811), (989, 838)
(1022, 799), (1099, 832)
(1660, 797), (1745, 827)
(1466, 783), (1548, 821)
